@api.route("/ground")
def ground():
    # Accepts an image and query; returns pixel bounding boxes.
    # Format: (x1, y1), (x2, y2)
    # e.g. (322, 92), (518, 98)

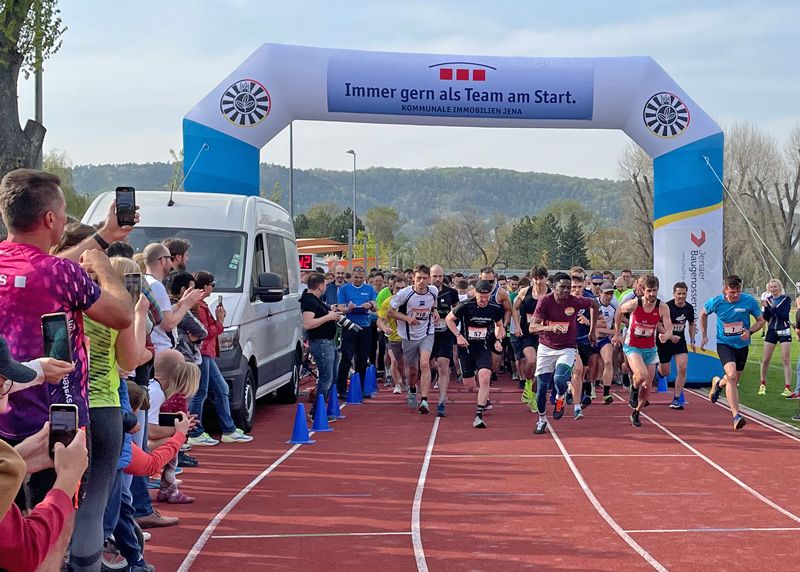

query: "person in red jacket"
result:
(187, 272), (253, 445)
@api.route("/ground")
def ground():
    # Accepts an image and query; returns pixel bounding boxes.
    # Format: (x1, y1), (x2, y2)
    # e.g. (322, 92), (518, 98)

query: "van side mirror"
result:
(254, 272), (285, 303)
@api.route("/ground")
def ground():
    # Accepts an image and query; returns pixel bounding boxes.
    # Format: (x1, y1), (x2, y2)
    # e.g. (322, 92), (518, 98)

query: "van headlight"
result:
(218, 326), (240, 352)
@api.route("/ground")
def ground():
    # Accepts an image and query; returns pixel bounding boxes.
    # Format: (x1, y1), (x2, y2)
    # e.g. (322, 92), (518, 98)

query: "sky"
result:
(17, 0), (800, 180)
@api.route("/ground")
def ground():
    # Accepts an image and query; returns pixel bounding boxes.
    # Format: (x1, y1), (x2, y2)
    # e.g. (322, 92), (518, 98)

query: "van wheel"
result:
(276, 351), (301, 404)
(233, 368), (256, 432)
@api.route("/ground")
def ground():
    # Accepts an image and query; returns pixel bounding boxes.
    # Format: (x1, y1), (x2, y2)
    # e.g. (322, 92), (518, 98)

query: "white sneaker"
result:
(221, 428), (254, 443)
(392, 384), (402, 394)
(187, 432), (219, 447)
(473, 415), (487, 429)
(142, 532), (151, 541)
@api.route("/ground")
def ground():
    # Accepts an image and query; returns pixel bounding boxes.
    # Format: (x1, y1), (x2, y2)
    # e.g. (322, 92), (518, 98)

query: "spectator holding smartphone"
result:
(302, 272), (342, 415)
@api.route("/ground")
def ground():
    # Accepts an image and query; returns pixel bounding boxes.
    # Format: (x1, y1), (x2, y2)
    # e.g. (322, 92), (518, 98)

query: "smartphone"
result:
(124, 272), (142, 303)
(158, 412), (182, 427)
(49, 403), (78, 458)
(217, 295), (223, 307)
(115, 186), (136, 227)
(42, 313), (72, 362)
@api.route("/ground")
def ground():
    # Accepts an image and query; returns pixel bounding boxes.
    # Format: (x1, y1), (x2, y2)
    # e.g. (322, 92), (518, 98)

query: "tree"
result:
(265, 181), (283, 204)
(617, 143), (654, 266)
(163, 148), (183, 193)
(559, 211), (589, 268)
(330, 207), (364, 243)
(505, 216), (539, 268)
(587, 228), (631, 269)
(1, 0), (66, 175)
(538, 199), (602, 242)
(365, 205), (403, 247)
(43, 149), (90, 218)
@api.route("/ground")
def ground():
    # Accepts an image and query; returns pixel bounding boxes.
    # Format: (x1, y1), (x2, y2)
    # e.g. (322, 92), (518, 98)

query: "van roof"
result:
(83, 191), (293, 235)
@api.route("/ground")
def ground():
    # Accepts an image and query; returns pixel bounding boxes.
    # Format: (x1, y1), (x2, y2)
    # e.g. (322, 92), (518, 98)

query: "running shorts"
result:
(717, 343), (748, 371)
(401, 334), (434, 367)
(577, 343), (593, 367)
(388, 341), (404, 362)
(657, 338), (688, 364)
(535, 344), (577, 376)
(432, 331), (455, 361)
(458, 345), (493, 379)
(510, 334), (537, 361)
(595, 337), (613, 351)
(623, 344), (659, 366)
(765, 329), (792, 344)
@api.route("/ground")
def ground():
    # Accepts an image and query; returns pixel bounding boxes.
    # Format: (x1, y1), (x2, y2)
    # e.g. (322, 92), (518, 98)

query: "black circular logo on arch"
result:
(643, 92), (690, 138)
(220, 79), (271, 127)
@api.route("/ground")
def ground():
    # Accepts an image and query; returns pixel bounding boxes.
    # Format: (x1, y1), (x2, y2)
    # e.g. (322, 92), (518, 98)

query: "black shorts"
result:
(432, 331), (456, 361)
(458, 345), (493, 379)
(657, 338), (688, 364)
(717, 343), (749, 372)
(510, 334), (537, 361)
(765, 329), (792, 344)
(577, 343), (595, 367)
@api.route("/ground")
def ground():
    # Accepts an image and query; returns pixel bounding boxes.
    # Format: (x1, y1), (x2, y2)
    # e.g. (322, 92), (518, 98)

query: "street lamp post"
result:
(346, 150), (356, 265)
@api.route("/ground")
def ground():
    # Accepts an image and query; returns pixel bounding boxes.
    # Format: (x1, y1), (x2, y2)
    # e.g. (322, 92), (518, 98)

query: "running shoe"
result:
(485, 400), (493, 411)
(758, 384), (767, 396)
(142, 532), (151, 541)
(630, 410), (641, 427)
(408, 392), (418, 410)
(565, 392), (573, 405)
(792, 412), (800, 421)
(733, 414), (747, 430)
(473, 415), (487, 429)
(393, 384), (402, 394)
(187, 432), (219, 447)
(522, 379), (532, 403)
(781, 387), (792, 397)
(177, 452), (198, 468)
(669, 397), (684, 410)
(553, 397), (565, 420)
(628, 386), (639, 410)
(102, 539), (128, 571)
(574, 408), (584, 420)
(534, 419), (548, 434)
(603, 394), (613, 405)
(709, 376), (723, 403)
(419, 400), (430, 414)
(581, 395), (592, 408)
(436, 402), (446, 417)
(221, 428), (253, 443)
(788, 392), (800, 399)
(384, 378), (393, 388)
(590, 386), (597, 399)
(512, 372), (520, 382)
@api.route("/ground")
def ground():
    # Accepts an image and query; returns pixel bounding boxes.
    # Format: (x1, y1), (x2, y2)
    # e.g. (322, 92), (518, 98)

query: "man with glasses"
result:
(162, 238), (191, 291)
(479, 267), (512, 382)
(336, 266), (377, 399)
(324, 264), (347, 306)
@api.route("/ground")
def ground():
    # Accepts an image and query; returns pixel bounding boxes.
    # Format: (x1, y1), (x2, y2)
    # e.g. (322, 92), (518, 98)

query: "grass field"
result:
(725, 334), (800, 425)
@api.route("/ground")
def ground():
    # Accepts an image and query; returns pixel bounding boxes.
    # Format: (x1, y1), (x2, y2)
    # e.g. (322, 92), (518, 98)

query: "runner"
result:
(571, 274), (598, 414)
(510, 276), (530, 390)
(445, 280), (504, 428)
(596, 282), (618, 405)
(377, 277), (407, 395)
(700, 275), (765, 430)
(613, 275), (672, 428)
(758, 279), (793, 396)
(529, 272), (595, 434)
(479, 267), (513, 381)
(430, 264), (461, 417)
(514, 267), (550, 411)
(656, 282), (696, 410)
(388, 265), (438, 414)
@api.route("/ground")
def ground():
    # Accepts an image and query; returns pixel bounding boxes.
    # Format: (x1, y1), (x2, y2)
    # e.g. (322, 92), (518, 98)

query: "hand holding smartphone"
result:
(49, 404), (78, 459)
(158, 412), (182, 427)
(42, 313), (72, 363)
(115, 187), (136, 227)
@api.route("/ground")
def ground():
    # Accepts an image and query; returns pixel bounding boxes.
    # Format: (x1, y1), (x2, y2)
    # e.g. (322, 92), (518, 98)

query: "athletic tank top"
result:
(490, 281), (501, 305)
(625, 297), (661, 349)
(519, 286), (548, 336)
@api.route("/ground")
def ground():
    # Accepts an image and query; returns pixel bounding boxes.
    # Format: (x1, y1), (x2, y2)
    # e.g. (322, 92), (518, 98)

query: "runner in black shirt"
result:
(513, 266), (549, 409)
(431, 265), (461, 417)
(656, 282), (696, 410)
(446, 280), (504, 429)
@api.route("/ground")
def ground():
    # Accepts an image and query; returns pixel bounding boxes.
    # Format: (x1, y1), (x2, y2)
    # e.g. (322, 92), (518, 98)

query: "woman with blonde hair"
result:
(759, 279), (793, 396)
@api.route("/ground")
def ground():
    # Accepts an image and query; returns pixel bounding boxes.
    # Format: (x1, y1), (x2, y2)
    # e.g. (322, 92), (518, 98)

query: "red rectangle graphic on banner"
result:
(439, 68), (453, 80)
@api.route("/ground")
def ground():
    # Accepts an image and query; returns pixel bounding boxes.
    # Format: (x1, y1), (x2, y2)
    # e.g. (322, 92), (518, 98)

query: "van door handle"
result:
(266, 310), (273, 318)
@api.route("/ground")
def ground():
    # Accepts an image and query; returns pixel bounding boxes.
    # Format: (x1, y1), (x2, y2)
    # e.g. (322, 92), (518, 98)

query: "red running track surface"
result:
(144, 376), (800, 571)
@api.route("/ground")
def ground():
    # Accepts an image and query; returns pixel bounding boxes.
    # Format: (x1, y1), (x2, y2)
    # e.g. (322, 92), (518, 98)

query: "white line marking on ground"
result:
(687, 388), (800, 444)
(177, 404), (347, 572)
(632, 492), (711, 496)
(627, 526), (800, 534)
(412, 417), (440, 572)
(463, 493), (544, 497)
(547, 424), (668, 572)
(288, 493), (372, 498)
(212, 531), (413, 540)
(632, 403), (800, 526)
(432, 453), (694, 459)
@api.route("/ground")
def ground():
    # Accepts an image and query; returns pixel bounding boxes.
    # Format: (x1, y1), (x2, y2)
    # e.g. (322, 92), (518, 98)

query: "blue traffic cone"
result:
(327, 388), (345, 419)
(312, 392), (333, 432)
(366, 366), (378, 396)
(346, 373), (363, 404)
(286, 403), (315, 445)
(656, 374), (668, 393)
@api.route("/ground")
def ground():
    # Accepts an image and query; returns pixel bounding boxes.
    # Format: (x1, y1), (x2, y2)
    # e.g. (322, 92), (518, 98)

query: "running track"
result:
(145, 377), (800, 571)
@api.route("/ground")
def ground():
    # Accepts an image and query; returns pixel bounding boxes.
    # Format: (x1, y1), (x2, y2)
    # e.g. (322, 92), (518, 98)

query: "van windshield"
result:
(126, 227), (247, 292)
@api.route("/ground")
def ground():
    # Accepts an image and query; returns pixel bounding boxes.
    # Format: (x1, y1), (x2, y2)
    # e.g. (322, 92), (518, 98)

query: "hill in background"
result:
(72, 163), (625, 232)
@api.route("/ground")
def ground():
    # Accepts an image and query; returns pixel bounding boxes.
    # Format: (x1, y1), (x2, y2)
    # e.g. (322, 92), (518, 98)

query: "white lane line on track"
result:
(547, 423), (668, 572)
(687, 388), (800, 443)
(177, 404), (347, 572)
(288, 493), (372, 498)
(432, 453), (694, 459)
(627, 526), (800, 534)
(463, 493), (544, 497)
(622, 397), (800, 526)
(632, 492), (711, 496)
(212, 531), (413, 540)
(412, 417), (440, 572)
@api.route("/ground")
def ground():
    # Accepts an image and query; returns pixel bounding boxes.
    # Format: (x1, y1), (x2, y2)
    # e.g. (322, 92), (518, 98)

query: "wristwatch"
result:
(92, 232), (110, 250)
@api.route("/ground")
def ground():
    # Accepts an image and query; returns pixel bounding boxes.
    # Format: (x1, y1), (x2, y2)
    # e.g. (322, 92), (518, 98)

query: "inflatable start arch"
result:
(183, 43), (723, 381)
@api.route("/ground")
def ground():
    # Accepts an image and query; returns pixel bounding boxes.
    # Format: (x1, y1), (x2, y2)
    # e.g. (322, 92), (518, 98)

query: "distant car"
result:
(83, 191), (304, 431)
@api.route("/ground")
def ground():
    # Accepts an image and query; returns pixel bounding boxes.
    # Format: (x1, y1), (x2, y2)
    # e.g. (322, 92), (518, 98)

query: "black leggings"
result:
(70, 407), (123, 572)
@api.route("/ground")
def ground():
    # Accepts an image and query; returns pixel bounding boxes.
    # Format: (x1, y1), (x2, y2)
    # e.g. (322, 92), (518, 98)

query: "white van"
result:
(82, 191), (304, 431)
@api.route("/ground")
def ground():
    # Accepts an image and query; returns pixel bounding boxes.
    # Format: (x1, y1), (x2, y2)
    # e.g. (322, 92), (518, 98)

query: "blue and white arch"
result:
(183, 44), (724, 382)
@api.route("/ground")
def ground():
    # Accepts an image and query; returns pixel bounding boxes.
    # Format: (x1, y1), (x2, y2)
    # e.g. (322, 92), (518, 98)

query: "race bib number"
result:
(777, 327), (791, 337)
(434, 321), (448, 332)
(723, 322), (744, 336)
(672, 323), (686, 333)
(411, 309), (430, 321)
(633, 325), (655, 338)
(550, 321), (570, 334)
(467, 326), (488, 340)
